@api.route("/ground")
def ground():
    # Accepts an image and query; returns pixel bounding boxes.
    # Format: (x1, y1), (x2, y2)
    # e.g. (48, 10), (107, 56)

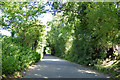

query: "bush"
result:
(2, 37), (41, 75)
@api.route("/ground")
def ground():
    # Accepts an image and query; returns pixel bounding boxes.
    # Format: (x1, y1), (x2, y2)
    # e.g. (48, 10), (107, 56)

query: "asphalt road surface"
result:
(24, 56), (110, 78)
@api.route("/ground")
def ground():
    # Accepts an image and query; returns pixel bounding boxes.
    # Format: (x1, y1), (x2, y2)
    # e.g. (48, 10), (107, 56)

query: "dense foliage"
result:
(1, 2), (46, 50)
(0, 1), (120, 79)
(2, 36), (40, 74)
(1, 2), (46, 77)
(47, 2), (120, 78)
(0, 36), (2, 78)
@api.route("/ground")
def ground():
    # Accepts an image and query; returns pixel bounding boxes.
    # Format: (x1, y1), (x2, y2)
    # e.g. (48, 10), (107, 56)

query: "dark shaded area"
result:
(43, 47), (46, 55)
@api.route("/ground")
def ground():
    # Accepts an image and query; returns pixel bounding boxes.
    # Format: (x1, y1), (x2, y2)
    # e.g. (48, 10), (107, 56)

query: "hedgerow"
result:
(2, 36), (41, 75)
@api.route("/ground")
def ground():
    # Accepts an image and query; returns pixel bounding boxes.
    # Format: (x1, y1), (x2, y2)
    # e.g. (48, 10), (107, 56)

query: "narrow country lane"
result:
(24, 56), (110, 78)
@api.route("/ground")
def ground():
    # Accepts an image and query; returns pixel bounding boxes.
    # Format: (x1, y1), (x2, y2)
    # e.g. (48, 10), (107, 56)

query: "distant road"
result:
(24, 56), (110, 78)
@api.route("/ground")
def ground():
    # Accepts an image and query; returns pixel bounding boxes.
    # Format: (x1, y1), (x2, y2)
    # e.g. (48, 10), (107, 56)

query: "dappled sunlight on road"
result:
(29, 65), (38, 70)
(77, 69), (110, 78)
(24, 56), (111, 78)
(41, 58), (64, 62)
(78, 69), (97, 74)
(34, 73), (48, 79)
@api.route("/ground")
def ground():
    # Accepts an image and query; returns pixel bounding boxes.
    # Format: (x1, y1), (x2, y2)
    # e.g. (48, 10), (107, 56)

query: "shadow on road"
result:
(24, 56), (110, 78)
